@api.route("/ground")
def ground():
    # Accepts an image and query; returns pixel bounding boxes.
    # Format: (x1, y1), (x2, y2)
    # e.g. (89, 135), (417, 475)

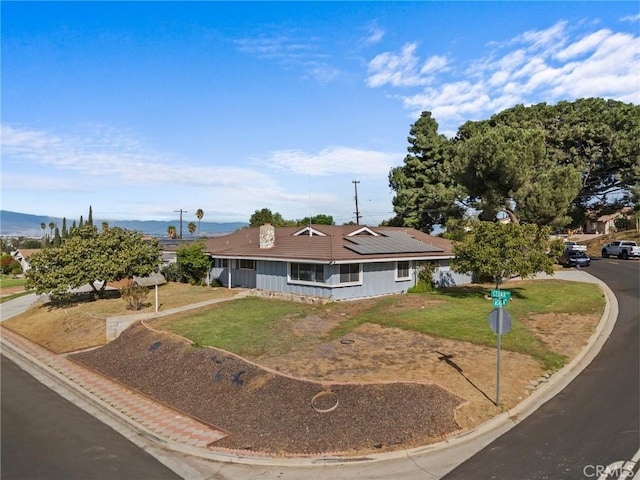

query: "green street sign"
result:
(491, 289), (511, 300)
(492, 298), (508, 307)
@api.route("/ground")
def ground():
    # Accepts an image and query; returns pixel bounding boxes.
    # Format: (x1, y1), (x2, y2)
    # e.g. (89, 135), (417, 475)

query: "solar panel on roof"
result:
(344, 232), (443, 255)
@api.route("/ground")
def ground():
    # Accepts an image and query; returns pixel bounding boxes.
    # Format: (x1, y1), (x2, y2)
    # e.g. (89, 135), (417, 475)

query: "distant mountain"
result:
(0, 210), (247, 237)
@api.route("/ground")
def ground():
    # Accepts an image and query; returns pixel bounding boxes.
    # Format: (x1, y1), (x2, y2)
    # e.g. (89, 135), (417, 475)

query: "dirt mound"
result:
(71, 324), (466, 455)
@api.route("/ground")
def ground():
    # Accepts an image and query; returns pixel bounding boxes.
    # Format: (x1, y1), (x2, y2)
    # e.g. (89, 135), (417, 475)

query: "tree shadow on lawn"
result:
(46, 290), (121, 310)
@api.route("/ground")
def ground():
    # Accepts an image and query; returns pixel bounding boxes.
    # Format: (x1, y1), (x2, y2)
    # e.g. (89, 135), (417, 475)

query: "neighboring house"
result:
(584, 207), (633, 234)
(204, 224), (471, 301)
(11, 248), (41, 272)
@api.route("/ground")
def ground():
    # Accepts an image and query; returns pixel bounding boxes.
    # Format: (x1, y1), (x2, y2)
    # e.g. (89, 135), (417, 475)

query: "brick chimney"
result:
(259, 223), (275, 249)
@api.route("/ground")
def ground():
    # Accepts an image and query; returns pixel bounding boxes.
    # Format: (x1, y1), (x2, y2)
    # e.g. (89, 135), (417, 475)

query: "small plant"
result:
(408, 262), (437, 293)
(120, 281), (149, 311)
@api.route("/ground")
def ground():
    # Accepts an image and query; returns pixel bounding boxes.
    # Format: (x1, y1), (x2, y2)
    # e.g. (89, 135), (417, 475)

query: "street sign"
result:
(492, 298), (508, 308)
(491, 289), (511, 300)
(488, 307), (512, 334)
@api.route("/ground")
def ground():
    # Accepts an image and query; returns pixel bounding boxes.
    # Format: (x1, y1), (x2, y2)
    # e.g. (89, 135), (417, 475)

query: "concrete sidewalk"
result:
(0, 270), (619, 477)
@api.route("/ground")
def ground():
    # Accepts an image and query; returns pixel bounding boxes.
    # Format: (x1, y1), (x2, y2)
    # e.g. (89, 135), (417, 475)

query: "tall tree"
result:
(451, 222), (555, 290)
(88, 205), (93, 226)
(456, 124), (582, 226)
(167, 225), (177, 239)
(48, 222), (55, 239)
(52, 227), (62, 247)
(196, 208), (204, 233)
(26, 223), (161, 298)
(390, 98), (639, 232)
(388, 112), (466, 232)
(61, 217), (68, 239)
(40, 222), (46, 240)
(187, 221), (197, 237)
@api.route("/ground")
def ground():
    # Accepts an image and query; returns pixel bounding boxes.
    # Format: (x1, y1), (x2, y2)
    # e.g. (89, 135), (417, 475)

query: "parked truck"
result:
(601, 240), (640, 259)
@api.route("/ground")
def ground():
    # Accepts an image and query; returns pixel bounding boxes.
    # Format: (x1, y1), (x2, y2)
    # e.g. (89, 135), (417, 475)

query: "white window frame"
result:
(288, 262), (326, 286)
(339, 263), (362, 285)
(396, 260), (411, 281)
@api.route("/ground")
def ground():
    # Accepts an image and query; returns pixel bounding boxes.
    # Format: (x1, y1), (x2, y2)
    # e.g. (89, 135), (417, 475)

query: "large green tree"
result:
(26, 223), (161, 298)
(450, 222), (555, 290)
(456, 125), (582, 226)
(388, 112), (466, 232)
(390, 98), (639, 232)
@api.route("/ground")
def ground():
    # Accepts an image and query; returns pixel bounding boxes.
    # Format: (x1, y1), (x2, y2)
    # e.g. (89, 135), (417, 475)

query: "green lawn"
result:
(154, 297), (310, 357)
(154, 280), (605, 371)
(0, 274), (28, 289)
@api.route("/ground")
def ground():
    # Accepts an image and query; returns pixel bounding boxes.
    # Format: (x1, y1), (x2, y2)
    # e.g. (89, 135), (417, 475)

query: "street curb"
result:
(0, 272), (618, 470)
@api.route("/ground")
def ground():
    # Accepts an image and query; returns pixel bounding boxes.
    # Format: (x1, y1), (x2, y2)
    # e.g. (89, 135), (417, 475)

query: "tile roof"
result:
(203, 225), (453, 263)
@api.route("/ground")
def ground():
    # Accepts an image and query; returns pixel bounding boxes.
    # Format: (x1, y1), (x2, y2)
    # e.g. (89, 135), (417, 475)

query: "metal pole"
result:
(155, 283), (158, 313)
(496, 306), (502, 406)
(174, 209), (187, 239)
(352, 180), (361, 225)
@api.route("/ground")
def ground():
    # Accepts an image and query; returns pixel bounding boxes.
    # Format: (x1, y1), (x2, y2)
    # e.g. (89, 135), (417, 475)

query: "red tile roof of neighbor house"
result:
(203, 224), (454, 263)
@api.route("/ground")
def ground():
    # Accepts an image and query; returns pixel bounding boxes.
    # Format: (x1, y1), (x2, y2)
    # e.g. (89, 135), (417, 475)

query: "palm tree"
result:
(196, 209), (204, 234)
(187, 222), (197, 237)
(167, 225), (177, 239)
(48, 222), (55, 238)
(40, 222), (46, 238)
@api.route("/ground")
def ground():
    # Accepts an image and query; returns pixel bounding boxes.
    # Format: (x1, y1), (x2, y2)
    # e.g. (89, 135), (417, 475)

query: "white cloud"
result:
(370, 20), (640, 134)
(554, 29), (611, 61)
(262, 146), (399, 177)
(621, 13), (640, 22)
(0, 124), (276, 189)
(367, 43), (447, 87)
(364, 25), (385, 45)
(234, 33), (339, 83)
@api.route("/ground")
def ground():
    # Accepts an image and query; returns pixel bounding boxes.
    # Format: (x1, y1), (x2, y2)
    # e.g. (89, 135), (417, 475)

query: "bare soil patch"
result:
(72, 325), (466, 455)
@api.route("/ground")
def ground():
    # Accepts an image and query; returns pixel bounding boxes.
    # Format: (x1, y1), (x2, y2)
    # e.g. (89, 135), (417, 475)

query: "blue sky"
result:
(2, 2), (639, 226)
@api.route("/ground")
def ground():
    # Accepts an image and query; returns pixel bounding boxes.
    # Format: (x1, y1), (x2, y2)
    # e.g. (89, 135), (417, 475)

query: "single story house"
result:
(584, 207), (633, 234)
(204, 224), (471, 301)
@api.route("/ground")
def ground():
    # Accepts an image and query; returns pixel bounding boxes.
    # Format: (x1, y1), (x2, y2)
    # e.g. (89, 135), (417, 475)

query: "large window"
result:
(339, 263), (361, 284)
(215, 258), (228, 268)
(290, 263), (325, 284)
(239, 259), (255, 270)
(396, 261), (411, 280)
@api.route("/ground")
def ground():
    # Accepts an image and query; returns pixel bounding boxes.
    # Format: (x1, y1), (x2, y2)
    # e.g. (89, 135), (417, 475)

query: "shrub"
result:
(161, 262), (186, 283)
(408, 262), (437, 293)
(120, 281), (150, 311)
(1, 255), (21, 275)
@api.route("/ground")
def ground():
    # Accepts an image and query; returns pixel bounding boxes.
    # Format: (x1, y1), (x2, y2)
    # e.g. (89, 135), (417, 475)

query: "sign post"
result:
(488, 289), (512, 406)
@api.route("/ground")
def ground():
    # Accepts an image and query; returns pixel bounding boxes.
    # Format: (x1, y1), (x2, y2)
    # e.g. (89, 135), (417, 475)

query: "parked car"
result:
(563, 240), (587, 252)
(601, 241), (640, 260)
(560, 250), (591, 268)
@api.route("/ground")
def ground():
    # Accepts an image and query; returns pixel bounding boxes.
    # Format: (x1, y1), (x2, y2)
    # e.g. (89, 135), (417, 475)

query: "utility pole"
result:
(352, 180), (362, 225)
(174, 209), (187, 239)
